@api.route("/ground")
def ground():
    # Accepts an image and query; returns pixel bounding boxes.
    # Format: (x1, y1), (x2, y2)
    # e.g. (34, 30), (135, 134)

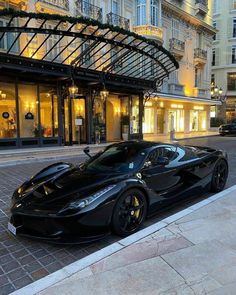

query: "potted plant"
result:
(121, 115), (129, 141)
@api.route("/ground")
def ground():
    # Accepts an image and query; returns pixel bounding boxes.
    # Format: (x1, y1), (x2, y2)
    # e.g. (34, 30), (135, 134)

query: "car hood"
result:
(13, 162), (130, 209)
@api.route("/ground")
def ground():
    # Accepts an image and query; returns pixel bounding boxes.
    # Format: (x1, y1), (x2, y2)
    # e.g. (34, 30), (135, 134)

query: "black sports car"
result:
(219, 123), (236, 136)
(8, 141), (228, 244)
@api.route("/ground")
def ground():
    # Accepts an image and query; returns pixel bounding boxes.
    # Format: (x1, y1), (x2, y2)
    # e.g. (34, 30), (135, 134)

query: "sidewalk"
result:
(0, 132), (218, 167)
(31, 185), (236, 295)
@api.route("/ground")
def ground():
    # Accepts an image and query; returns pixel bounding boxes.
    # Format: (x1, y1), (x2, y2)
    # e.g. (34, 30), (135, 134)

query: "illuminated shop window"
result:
(18, 84), (39, 138)
(0, 82), (17, 139)
(143, 106), (154, 133)
(168, 109), (184, 132)
(190, 110), (207, 131)
(39, 86), (58, 137)
(130, 96), (139, 134)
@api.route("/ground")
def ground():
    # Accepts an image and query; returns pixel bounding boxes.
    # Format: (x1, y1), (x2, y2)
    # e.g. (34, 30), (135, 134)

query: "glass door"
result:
(64, 97), (87, 145)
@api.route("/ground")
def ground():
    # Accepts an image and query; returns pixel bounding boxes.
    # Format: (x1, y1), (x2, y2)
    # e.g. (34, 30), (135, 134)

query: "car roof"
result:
(112, 141), (175, 151)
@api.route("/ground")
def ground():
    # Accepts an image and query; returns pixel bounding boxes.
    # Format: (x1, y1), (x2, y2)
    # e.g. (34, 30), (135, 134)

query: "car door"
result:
(141, 145), (182, 201)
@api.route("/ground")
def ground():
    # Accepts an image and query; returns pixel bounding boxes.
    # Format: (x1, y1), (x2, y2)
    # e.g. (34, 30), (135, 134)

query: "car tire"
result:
(220, 134), (225, 136)
(210, 159), (228, 193)
(112, 189), (147, 237)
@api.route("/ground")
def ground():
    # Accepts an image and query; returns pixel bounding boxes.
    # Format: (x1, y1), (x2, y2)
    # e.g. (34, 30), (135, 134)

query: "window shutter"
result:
(216, 20), (221, 40)
(215, 48), (220, 66)
(228, 17), (233, 38)
(226, 46), (232, 65)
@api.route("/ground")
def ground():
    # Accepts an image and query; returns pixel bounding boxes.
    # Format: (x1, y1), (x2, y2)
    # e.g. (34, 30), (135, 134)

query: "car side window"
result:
(147, 146), (177, 163)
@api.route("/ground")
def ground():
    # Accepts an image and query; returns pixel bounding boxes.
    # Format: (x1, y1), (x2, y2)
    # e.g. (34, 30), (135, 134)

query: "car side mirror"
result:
(83, 146), (91, 158)
(152, 156), (169, 166)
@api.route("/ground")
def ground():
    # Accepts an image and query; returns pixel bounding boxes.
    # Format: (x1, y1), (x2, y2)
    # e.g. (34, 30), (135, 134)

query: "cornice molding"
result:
(162, 0), (216, 36)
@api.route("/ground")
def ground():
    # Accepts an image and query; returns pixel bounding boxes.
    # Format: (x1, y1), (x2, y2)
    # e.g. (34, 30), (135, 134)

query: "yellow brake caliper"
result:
(133, 196), (140, 219)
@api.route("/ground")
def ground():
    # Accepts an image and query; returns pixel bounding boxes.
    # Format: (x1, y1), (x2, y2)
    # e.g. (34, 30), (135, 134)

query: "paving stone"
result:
(23, 261), (42, 273)
(33, 249), (49, 259)
(2, 260), (20, 273)
(30, 268), (49, 280)
(12, 275), (33, 289)
(19, 254), (36, 265)
(0, 275), (9, 286)
(45, 261), (63, 273)
(0, 283), (15, 295)
(7, 267), (27, 282)
(11, 249), (29, 259)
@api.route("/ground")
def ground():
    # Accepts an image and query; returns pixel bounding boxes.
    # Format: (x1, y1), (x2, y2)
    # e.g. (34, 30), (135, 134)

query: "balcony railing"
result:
(168, 83), (184, 95)
(36, 0), (69, 11)
(194, 48), (207, 60)
(195, 0), (208, 15)
(169, 38), (185, 59)
(133, 25), (163, 43)
(195, 0), (207, 5)
(107, 12), (130, 31)
(77, 0), (102, 22)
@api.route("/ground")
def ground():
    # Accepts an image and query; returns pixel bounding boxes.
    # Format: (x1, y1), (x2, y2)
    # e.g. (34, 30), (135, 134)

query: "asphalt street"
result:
(0, 135), (235, 294)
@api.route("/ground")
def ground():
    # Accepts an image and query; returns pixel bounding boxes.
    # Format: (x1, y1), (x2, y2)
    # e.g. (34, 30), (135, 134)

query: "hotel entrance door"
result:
(64, 97), (87, 145)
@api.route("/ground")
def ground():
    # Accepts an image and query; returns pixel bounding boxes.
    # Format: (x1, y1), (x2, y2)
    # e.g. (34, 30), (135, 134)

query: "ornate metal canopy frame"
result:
(0, 8), (179, 89)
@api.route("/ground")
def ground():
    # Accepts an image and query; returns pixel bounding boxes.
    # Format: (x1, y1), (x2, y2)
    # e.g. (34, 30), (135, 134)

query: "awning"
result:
(152, 92), (222, 105)
(0, 8), (178, 90)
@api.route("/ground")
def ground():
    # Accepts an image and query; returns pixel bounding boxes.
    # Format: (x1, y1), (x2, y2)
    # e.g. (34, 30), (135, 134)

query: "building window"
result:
(0, 82), (17, 139)
(234, 0), (236, 9)
(211, 74), (215, 84)
(172, 19), (180, 40)
(112, 0), (119, 15)
(150, 0), (159, 27)
(130, 96), (139, 134)
(136, 0), (146, 25)
(81, 43), (91, 66)
(212, 49), (216, 66)
(233, 18), (236, 37)
(228, 73), (236, 90)
(0, 19), (19, 53)
(190, 110), (207, 131)
(40, 86), (58, 138)
(143, 106), (154, 133)
(46, 24), (60, 60)
(232, 46), (236, 64)
(18, 84), (39, 138)
(213, 0), (219, 14)
(213, 21), (216, 40)
(168, 109), (184, 132)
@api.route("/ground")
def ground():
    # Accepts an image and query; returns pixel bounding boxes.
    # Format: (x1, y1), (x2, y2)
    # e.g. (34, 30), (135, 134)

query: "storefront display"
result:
(0, 82), (17, 139)
(168, 109), (184, 132)
(190, 110), (207, 131)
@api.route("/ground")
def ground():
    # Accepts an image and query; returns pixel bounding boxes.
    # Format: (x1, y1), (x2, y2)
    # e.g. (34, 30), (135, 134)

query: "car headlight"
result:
(58, 185), (116, 215)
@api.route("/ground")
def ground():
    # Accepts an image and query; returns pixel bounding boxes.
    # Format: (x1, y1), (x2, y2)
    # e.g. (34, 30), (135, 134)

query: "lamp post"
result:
(211, 82), (226, 123)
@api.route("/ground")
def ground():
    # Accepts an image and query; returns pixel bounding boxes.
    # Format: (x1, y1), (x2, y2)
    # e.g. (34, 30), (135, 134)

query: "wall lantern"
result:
(69, 82), (79, 97)
(100, 86), (109, 101)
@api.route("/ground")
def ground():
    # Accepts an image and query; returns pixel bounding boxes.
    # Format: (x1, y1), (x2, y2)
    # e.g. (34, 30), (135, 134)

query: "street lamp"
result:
(211, 82), (225, 102)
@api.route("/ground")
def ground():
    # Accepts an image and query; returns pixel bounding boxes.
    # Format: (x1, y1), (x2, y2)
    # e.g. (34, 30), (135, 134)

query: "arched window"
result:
(136, 0), (146, 26)
(151, 0), (159, 26)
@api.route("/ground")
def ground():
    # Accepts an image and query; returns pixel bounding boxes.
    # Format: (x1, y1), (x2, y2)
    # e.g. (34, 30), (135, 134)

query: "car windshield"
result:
(85, 144), (147, 173)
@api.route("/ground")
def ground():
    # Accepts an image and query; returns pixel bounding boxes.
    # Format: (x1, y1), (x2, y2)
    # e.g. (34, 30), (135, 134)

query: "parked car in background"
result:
(219, 124), (236, 136)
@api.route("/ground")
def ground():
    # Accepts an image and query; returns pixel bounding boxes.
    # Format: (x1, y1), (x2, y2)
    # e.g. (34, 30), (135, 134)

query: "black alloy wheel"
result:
(112, 189), (147, 237)
(211, 159), (228, 193)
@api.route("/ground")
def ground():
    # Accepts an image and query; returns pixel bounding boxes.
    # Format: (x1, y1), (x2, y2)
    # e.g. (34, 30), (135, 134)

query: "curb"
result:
(9, 184), (236, 295)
